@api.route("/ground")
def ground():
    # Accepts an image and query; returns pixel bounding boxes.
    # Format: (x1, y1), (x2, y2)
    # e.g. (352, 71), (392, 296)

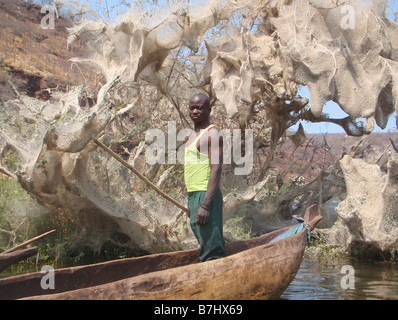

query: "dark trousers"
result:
(187, 188), (226, 262)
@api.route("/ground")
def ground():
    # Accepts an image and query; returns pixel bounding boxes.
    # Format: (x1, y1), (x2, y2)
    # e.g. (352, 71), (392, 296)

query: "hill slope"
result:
(0, 0), (95, 100)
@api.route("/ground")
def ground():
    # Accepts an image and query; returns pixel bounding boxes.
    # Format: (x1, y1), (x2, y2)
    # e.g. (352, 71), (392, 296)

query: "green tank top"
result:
(184, 125), (217, 192)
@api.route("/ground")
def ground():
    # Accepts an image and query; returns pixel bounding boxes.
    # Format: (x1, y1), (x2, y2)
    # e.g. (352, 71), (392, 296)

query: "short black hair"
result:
(189, 93), (210, 108)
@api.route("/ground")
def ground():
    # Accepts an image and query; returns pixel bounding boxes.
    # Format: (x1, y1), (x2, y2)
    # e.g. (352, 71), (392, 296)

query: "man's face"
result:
(189, 97), (210, 124)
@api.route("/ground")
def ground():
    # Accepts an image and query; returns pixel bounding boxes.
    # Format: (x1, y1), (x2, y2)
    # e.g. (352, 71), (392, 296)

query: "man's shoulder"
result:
(206, 126), (223, 146)
(206, 126), (221, 141)
(208, 125), (220, 134)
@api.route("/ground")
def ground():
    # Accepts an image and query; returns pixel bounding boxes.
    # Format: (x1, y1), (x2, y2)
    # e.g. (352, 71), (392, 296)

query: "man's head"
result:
(189, 93), (211, 125)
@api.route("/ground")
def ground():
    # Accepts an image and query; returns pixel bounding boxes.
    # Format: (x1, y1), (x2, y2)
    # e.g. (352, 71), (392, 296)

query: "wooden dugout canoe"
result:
(0, 205), (321, 300)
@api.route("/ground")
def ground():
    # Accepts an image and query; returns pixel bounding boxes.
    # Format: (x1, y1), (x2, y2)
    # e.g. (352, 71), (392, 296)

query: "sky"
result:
(74, 0), (398, 134)
(291, 87), (398, 134)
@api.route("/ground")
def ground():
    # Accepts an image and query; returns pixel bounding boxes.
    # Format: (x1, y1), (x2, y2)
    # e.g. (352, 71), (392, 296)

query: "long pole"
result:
(2, 229), (56, 254)
(93, 138), (190, 216)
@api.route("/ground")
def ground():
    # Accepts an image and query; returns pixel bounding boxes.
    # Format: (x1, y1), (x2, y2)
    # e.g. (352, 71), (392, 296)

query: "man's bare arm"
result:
(195, 130), (223, 225)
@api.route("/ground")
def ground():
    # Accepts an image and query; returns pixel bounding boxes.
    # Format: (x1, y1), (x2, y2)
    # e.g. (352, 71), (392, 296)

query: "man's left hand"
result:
(196, 206), (210, 225)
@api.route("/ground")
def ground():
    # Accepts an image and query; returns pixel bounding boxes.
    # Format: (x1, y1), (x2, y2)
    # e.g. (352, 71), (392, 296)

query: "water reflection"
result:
(282, 257), (398, 300)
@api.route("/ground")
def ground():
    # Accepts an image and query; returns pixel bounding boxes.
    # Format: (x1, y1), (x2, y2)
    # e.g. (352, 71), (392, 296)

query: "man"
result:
(184, 93), (226, 262)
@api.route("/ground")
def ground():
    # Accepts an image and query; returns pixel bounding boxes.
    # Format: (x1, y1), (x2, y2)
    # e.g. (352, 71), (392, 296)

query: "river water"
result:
(281, 256), (398, 300)
(280, 198), (398, 300)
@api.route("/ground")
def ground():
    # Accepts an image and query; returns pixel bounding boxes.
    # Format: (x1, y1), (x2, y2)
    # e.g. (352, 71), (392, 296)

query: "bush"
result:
(0, 177), (80, 267)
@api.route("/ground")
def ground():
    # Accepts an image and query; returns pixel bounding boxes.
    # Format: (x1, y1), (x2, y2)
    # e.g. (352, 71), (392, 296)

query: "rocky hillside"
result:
(271, 131), (398, 182)
(0, 0), (96, 101)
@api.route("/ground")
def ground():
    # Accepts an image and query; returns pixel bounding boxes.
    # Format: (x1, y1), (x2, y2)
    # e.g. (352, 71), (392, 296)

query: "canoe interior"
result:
(31, 228), (307, 300)
(0, 224), (294, 300)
